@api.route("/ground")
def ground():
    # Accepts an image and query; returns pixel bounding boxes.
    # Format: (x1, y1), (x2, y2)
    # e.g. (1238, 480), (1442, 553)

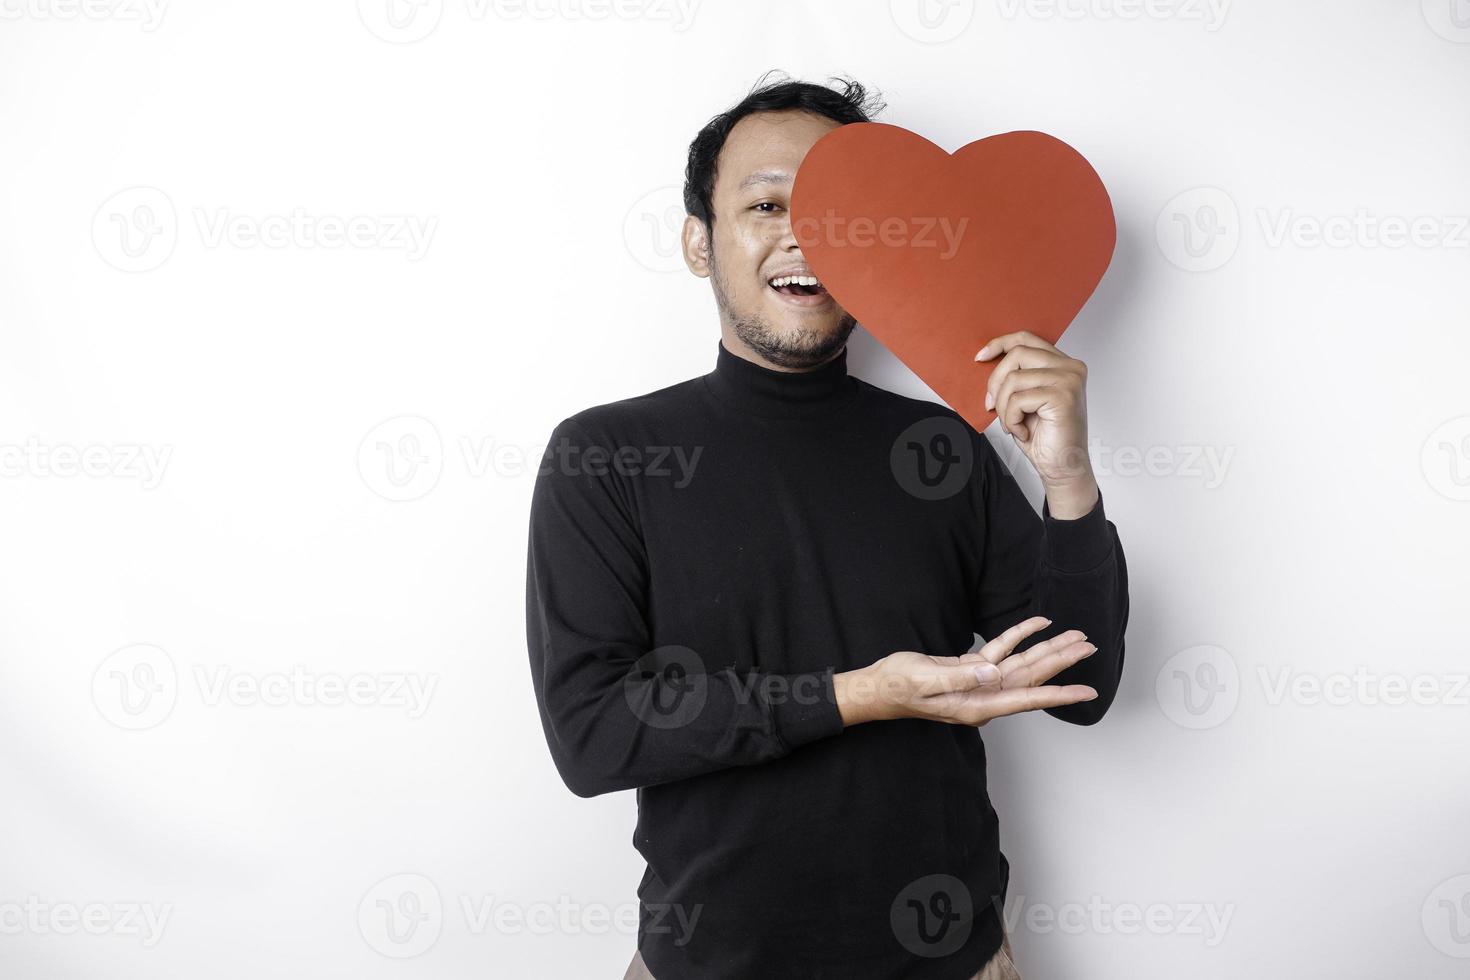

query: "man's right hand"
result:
(832, 616), (1099, 727)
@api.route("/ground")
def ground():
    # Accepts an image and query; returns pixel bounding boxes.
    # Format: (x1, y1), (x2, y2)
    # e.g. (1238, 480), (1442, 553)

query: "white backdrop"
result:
(2, 1), (1468, 977)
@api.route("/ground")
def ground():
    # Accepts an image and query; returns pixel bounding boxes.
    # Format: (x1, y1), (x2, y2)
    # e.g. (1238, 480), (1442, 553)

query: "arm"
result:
(525, 418), (845, 798)
(971, 432), (1130, 725)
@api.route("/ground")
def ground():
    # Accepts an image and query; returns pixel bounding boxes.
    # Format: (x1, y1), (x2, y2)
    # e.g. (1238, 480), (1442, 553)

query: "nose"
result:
(778, 215), (801, 252)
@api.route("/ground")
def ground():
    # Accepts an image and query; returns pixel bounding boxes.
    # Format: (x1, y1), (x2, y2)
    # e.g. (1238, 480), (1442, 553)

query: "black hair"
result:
(682, 70), (885, 228)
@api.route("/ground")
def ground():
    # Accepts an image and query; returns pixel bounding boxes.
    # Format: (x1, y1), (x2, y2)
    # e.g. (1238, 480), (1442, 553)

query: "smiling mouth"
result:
(767, 273), (832, 304)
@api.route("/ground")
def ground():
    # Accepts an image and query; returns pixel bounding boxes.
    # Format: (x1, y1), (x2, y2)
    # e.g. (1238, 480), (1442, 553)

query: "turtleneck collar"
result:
(701, 338), (859, 420)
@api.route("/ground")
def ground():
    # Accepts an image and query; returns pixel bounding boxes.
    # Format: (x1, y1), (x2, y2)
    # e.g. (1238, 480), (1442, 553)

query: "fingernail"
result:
(974, 664), (1000, 683)
(984, 391), (994, 411)
(975, 345), (991, 360)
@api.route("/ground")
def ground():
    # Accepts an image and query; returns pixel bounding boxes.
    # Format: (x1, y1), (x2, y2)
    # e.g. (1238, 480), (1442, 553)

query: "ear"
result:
(681, 213), (712, 279)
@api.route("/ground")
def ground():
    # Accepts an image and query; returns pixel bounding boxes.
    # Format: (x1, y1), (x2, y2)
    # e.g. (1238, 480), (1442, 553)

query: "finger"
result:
(999, 385), (1079, 443)
(981, 345), (1069, 415)
(994, 368), (1076, 407)
(994, 369), (1073, 437)
(960, 684), (1099, 722)
(916, 659), (1005, 697)
(922, 667), (1005, 715)
(960, 630), (1079, 668)
(1004, 641), (1097, 688)
(989, 628), (1087, 676)
(974, 330), (1064, 362)
(972, 616), (1053, 666)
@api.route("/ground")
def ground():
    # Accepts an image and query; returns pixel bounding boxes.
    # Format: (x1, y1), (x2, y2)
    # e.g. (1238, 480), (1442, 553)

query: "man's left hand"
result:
(975, 330), (1099, 519)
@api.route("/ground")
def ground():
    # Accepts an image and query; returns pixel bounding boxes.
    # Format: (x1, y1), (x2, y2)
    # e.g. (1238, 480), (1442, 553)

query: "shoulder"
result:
(550, 376), (706, 446)
(851, 377), (996, 445)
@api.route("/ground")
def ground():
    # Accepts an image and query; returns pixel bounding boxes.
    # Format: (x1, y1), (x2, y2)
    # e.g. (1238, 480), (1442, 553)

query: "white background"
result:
(2, 1), (1469, 977)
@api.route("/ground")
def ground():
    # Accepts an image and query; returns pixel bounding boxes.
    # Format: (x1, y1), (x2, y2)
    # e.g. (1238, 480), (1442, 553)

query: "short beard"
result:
(709, 247), (856, 370)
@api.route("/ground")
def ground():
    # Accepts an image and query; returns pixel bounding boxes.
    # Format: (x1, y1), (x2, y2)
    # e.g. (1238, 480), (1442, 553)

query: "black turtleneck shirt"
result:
(525, 339), (1129, 980)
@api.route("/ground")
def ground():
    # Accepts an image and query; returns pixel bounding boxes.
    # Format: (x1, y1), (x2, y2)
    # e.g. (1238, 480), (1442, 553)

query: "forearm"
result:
(1033, 489), (1129, 724)
(833, 665), (882, 728)
(1044, 473), (1100, 521)
(531, 634), (846, 797)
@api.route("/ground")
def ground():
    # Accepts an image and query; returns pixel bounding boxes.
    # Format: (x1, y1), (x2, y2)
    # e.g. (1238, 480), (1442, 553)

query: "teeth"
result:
(770, 275), (822, 288)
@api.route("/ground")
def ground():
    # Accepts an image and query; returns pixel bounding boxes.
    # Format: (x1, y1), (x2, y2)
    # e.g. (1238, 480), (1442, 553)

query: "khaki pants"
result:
(621, 922), (1021, 979)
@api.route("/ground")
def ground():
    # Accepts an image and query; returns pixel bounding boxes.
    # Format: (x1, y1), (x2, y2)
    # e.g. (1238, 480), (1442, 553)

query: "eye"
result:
(752, 201), (784, 213)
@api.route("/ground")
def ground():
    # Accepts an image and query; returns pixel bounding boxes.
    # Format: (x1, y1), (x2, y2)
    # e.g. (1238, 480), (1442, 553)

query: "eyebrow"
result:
(737, 170), (792, 190)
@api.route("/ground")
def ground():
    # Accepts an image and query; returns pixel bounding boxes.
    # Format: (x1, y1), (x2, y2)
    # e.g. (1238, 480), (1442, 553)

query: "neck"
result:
(717, 329), (847, 374)
(702, 337), (857, 420)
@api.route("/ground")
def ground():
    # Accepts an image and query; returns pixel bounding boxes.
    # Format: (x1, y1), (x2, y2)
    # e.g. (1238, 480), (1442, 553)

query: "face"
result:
(682, 109), (856, 370)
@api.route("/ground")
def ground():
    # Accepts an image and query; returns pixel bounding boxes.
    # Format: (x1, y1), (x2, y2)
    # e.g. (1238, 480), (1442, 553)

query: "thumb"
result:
(971, 661), (1003, 688)
(936, 660), (1001, 693)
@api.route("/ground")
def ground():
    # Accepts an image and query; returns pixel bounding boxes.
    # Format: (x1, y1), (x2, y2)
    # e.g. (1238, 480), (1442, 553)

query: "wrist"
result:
(1043, 473), (1099, 520)
(834, 664), (889, 727)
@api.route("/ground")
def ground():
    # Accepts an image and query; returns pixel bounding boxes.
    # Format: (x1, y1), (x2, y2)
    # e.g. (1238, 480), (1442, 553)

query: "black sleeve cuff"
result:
(772, 667), (845, 752)
(1041, 487), (1115, 574)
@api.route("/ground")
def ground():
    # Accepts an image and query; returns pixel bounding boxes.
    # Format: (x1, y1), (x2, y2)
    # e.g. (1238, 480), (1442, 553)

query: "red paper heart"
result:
(791, 123), (1116, 433)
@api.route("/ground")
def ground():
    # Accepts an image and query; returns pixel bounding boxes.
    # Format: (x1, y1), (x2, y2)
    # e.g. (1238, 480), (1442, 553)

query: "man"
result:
(526, 73), (1129, 980)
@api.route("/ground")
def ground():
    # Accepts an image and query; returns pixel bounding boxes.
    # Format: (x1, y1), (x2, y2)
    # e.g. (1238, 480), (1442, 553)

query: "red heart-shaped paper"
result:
(791, 123), (1116, 433)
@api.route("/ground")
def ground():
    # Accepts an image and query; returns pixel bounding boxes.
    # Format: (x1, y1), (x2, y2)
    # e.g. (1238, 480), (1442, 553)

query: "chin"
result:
(737, 317), (853, 368)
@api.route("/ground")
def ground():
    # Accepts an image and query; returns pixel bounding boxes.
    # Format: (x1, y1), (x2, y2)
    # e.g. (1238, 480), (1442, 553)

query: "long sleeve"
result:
(970, 431), (1130, 725)
(525, 418), (846, 798)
